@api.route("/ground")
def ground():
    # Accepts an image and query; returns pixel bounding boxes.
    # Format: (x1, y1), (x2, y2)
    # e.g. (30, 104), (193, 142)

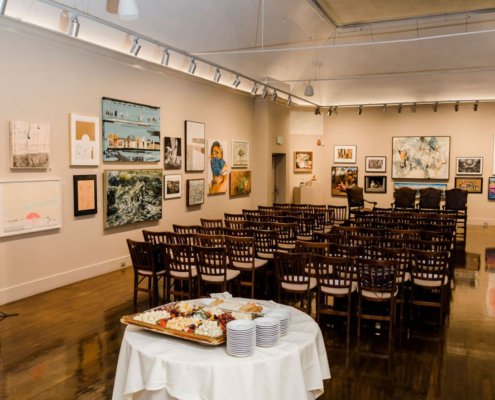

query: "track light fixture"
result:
(188, 58), (197, 74)
(332, 106), (338, 115)
(213, 68), (221, 83)
(358, 105), (363, 115)
(398, 104), (402, 114)
(382, 104), (387, 113)
(118, 0), (139, 21)
(261, 86), (269, 99)
(287, 96), (292, 106)
(129, 37), (141, 56)
(315, 107), (321, 115)
(412, 103), (417, 113)
(251, 83), (259, 95)
(327, 107), (333, 116)
(474, 101), (479, 111)
(433, 102), (438, 112)
(68, 15), (80, 37)
(272, 90), (278, 102)
(161, 49), (170, 66)
(232, 74), (241, 88)
(455, 101), (459, 112)
(0, 0), (7, 16)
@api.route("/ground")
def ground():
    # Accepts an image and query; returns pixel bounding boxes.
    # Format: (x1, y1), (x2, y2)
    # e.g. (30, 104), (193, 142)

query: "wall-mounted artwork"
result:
(104, 169), (162, 229)
(455, 177), (483, 194)
(488, 177), (495, 200)
(232, 140), (249, 168)
(230, 170), (252, 197)
(207, 139), (230, 195)
(486, 248), (495, 272)
(365, 156), (386, 173)
(331, 166), (358, 197)
(164, 174), (182, 199)
(9, 120), (50, 169)
(334, 145), (356, 164)
(185, 121), (205, 172)
(456, 157), (482, 175)
(187, 179), (205, 206)
(164, 136), (182, 170)
(73, 175), (97, 216)
(294, 151), (313, 173)
(0, 179), (62, 237)
(393, 181), (448, 197)
(392, 136), (450, 179)
(70, 114), (100, 166)
(364, 176), (387, 193)
(102, 97), (160, 162)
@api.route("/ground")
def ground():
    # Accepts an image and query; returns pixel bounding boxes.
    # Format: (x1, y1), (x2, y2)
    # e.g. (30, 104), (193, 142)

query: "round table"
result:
(112, 299), (331, 400)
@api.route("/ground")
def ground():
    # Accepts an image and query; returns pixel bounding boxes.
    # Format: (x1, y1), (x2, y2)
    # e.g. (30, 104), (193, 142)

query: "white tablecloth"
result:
(112, 300), (331, 400)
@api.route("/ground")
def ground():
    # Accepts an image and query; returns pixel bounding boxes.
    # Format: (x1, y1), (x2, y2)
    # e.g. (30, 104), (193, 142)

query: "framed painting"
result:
(488, 177), (495, 200)
(73, 175), (97, 216)
(207, 139), (230, 195)
(231, 140), (249, 169)
(229, 170), (251, 197)
(0, 179), (62, 237)
(185, 120), (205, 172)
(102, 97), (160, 162)
(364, 176), (387, 193)
(486, 248), (495, 272)
(69, 114), (100, 166)
(392, 136), (450, 179)
(456, 157), (483, 175)
(455, 177), (483, 194)
(9, 120), (50, 169)
(187, 179), (205, 206)
(365, 156), (386, 173)
(294, 151), (313, 173)
(334, 145), (356, 164)
(164, 136), (182, 170)
(164, 174), (182, 199)
(331, 166), (358, 197)
(103, 169), (162, 229)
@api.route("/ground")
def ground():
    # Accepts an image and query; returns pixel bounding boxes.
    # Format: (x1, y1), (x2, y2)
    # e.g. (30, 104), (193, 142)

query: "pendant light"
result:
(118, 0), (139, 21)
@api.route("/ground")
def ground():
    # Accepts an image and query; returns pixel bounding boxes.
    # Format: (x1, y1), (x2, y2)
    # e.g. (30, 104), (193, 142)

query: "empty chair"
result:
(247, 219), (272, 231)
(443, 188), (468, 247)
(253, 229), (278, 261)
(224, 219), (249, 230)
(142, 230), (168, 245)
(194, 233), (225, 247)
(306, 211), (326, 236)
(242, 209), (261, 217)
(348, 234), (379, 250)
(418, 188), (442, 210)
(224, 227), (253, 237)
(197, 225), (225, 235)
(295, 216), (316, 241)
(313, 232), (344, 245)
(224, 213), (246, 221)
(165, 232), (196, 246)
(272, 222), (297, 252)
(173, 224), (199, 234)
(163, 243), (197, 302)
(200, 218), (223, 228)
(346, 187), (377, 219)
(392, 187), (417, 210)
(295, 240), (329, 276)
(383, 228), (420, 241)
(328, 205), (347, 226)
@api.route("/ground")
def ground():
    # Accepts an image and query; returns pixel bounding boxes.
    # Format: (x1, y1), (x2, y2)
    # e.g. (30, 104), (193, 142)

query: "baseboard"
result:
(0, 255), (131, 305)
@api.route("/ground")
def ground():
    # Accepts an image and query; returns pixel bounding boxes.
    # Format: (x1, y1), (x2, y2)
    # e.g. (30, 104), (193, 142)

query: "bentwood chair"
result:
(163, 243), (197, 302)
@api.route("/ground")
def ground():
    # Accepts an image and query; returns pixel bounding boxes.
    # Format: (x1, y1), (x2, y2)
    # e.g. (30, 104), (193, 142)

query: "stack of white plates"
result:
(265, 310), (290, 336)
(255, 317), (280, 347)
(226, 320), (256, 357)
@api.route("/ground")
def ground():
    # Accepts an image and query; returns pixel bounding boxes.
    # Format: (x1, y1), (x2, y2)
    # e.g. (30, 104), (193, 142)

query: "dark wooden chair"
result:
(224, 219), (249, 230)
(418, 188), (442, 210)
(223, 227), (253, 237)
(200, 218), (223, 228)
(328, 205), (347, 226)
(272, 222), (297, 252)
(295, 216), (316, 241)
(253, 229), (278, 261)
(173, 224), (199, 234)
(142, 230), (168, 245)
(163, 243), (197, 302)
(443, 188), (468, 247)
(346, 187), (377, 219)
(194, 233), (225, 247)
(197, 225), (225, 235)
(224, 213), (246, 221)
(392, 187), (417, 210)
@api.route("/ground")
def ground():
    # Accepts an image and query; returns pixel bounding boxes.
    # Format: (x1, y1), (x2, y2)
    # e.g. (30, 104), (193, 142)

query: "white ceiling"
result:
(5, 0), (495, 106)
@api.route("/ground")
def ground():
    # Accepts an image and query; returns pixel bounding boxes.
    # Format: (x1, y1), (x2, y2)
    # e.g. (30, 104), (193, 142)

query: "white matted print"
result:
(365, 156), (386, 173)
(231, 140), (249, 168)
(334, 145), (356, 164)
(207, 139), (230, 194)
(70, 114), (100, 166)
(456, 157), (483, 175)
(164, 174), (182, 199)
(10, 120), (50, 169)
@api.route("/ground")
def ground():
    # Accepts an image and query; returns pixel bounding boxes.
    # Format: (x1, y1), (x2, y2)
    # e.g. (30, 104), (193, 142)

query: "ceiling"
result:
(5, 0), (495, 107)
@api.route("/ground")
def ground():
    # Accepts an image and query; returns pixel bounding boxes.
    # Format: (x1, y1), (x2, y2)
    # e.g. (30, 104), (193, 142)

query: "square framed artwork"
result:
(185, 120), (205, 172)
(229, 170), (251, 196)
(365, 156), (386, 173)
(331, 166), (358, 197)
(187, 179), (205, 206)
(164, 174), (182, 199)
(455, 177), (483, 194)
(488, 177), (495, 200)
(364, 176), (387, 193)
(456, 157), (483, 175)
(231, 140), (249, 169)
(164, 136), (182, 170)
(294, 151), (313, 173)
(70, 114), (100, 166)
(334, 145), (356, 164)
(73, 175), (97, 216)
(10, 120), (50, 169)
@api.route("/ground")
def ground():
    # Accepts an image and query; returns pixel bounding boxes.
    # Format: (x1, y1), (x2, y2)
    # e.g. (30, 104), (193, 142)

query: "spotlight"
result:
(68, 15), (80, 38)
(332, 106), (338, 115)
(382, 104), (387, 113)
(398, 104), (402, 114)
(304, 83), (314, 97)
(118, 0), (139, 21)
(287, 96), (292, 106)
(272, 90), (278, 102)
(0, 0), (7, 15)
(327, 108), (333, 116)
(161, 49), (170, 66)
(412, 103), (417, 113)
(129, 38), (141, 56)
(188, 58), (197, 74)
(474, 101), (479, 111)
(315, 107), (321, 115)
(251, 83), (259, 95)
(213, 68), (221, 83)
(358, 105), (363, 115)
(232, 74), (241, 88)
(433, 102), (438, 112)
(455, 101), (459, 112)
(261, 86), (269, 99)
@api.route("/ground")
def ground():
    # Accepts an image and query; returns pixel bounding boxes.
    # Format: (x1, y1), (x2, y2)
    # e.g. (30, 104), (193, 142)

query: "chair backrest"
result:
(274, 251), (310, 287)
(197, 226), (225, 235)
(348, 234), (379, 249)
(356, 258), (396, 295)
(225, 235), (256, 266)
(313, 232), (344, 244)
(224, 213), (246, 221)
(224, 219), (249, 229)
(247, 220), (272, 231)
(383, 228), (420, 240)
(313, 255), (353, 291)
(295, 216), (316, 237)
(165, 232), (196, 246)
(242, 209), (261, 216)
(272, 222), (297, 244)
(418, 188), (442, 209)
(253, 229), (277, 257)
(328, 243), (363, 258)
(194, 233), (225, 247)
(127, 239), (159, 274)
(411, 239), (452, 252)
(295, 240), (329, 256)
(410, 249), (450, 283)
(142, 230), (168, 245)
(165, 243), (195, 276)
(328, 205), (347, 222)
(346, 187), (364, 209)
(367, 246), (409, 282)
(173, 224), (199, 234)
(394, 187), (417, 209)
(193, 245), (227, 278)
(200, 218), (223, 228)
(223, 227), (253, 237)
(444, 188), (468, 211)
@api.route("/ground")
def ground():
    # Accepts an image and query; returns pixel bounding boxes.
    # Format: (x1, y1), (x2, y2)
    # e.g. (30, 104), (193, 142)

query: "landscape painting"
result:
(104, 169), (162, 229)
(230, 170), (251, 197)
(10, 120), (50, 169)
(331, 166), (358, 197)
(164, 136), (182, 170)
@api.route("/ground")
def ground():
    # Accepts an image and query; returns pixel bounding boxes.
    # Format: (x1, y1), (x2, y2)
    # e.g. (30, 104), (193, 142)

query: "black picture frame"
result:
(364, 175), (387, 193)
(73, 175), (97, 216)
(455, 177), (483, 194)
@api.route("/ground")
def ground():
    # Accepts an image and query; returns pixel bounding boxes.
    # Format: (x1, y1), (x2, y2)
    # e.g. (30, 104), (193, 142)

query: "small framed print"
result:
(488, 177), (495, 200)
(456, 157), (483, 175)
(365, 156), (386, 173)
(364, 176), (387, 193)
(185, 120), (205, 172)
(70, 114), (100, 166)
(334, 145), (356, 164)
(294, 151), (313, 173)
(455, 177), (483, 194)
(73, 175), (97, 216)
(232, 140), (249, 169)
(486, 248), (495, 271)
(164, 174), (182, 199)
(187, 179), (205, 206)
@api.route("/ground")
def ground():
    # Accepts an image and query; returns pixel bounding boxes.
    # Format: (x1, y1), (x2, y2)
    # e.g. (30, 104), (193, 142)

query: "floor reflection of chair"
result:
(164, 243), (197, 302)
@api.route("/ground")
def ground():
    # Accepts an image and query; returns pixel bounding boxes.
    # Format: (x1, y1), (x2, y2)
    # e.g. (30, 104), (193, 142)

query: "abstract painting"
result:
(73, 175), (97, 216)
(207, 139), (230, 195)
(365, 156), (386, 172)
(164, 136), (182, 170)
(393, 182), (448, 198)
(232, 140), (249, 168)
(104, 169), (162, 229)
(488, 177), (495, 200)
(229, 170), (252, 197)
(164, 174), (182, 199)
(456, 157), (482, 175)
(102, 97), (160, 162)
(392, 136), (450, 179)
(0, 179), (62, 237)
(70, 114), (100, 166)
(364, 176), (387, 193)
(334, 145), (356, 164)
(185, 120), (205, 172)
(331, 166), (358, 197)
(10, 120), (50, 169)
(455, 177), (483, 194)
(294, 151), (313, 173)
(187, 179), (205, 206)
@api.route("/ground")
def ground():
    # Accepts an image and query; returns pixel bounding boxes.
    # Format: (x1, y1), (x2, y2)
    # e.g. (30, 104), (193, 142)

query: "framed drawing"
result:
(164, 136), (182, 170)
(488, 177), (495, 200)
(73, 175), (97, 216)
(365, 156), (386, 173)
(164, 174), (182, 199)
(185, 120), (205, 172)
(334, 145), (356, 164)
(392, 136), (450, 179)
(364, 176), (387, 193)
(455, 177), (483, 193)
(69, 114), (100, 166)
(0, 179), (62, 237)
(9, 120), (50, 169)
(187, 179), (205, 206)
(230, 170), (251, 196)
(456, 157), (483, 175)
(103, 169), (162, 229)
(207, 139), (230, 195)
(232, 140), (249, 169)
(102, 97), (160, 162)
(331, 166), (358, 197)
(294, 151), (313, 173)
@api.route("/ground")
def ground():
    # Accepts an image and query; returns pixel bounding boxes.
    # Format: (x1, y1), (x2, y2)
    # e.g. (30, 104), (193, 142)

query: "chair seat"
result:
(137, 269), (166, 277)
(281, 276), (317, 291)
(296, 235), (313, 241)
(202, 269), (240, 283)
(278, 243), (295, 250)
(170, 266), (197, 279)
(361, 287), (398, 299)
(320, 281), (357, 295)
(413, 275), (449, 287)
(232, 259), (268, 270)
(257, 252), (274, 259)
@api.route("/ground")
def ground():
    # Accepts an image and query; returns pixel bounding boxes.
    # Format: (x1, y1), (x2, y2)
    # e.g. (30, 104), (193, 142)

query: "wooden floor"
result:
(1, 226), (494, 399)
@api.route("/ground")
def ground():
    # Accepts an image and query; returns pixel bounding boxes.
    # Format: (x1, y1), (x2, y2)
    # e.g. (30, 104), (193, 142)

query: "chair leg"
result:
(133, 275), (138, 312)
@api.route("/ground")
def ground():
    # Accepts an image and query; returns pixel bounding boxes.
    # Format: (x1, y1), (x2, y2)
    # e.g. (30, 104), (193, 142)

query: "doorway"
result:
(271, 153), (286, 204)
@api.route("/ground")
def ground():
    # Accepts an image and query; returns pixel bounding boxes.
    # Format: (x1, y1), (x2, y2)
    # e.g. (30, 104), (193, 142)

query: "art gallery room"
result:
(1, 0), (495, 399)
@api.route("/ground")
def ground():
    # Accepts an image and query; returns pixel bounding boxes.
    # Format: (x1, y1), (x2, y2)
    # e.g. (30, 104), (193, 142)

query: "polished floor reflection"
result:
(0, 227), (494, 399)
